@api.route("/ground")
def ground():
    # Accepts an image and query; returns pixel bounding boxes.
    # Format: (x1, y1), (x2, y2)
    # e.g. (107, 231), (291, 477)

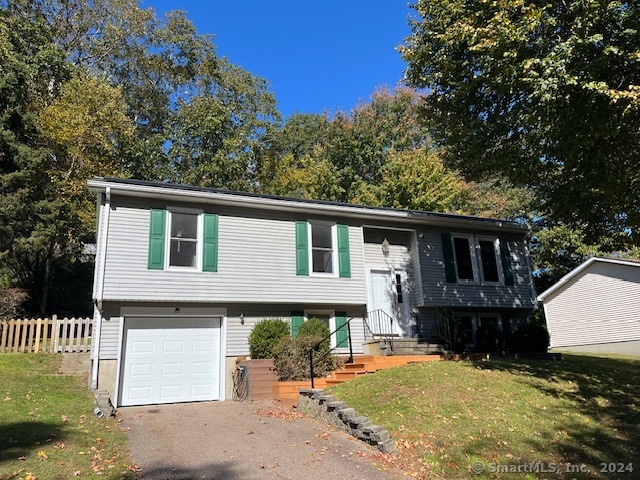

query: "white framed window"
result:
(452, 234), (477, 282)
(309, 222), (336, 274)
(478, 313), (502, 330)
(166, 208), (203, 270)
(449, 234), (506, 285)
(303, 309), (336, 347)
(452, 312), (477, 347)
(476, 236), (503, 284)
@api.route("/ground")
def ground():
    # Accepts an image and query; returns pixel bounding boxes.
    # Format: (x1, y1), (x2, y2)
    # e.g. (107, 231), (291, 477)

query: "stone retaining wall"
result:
(297, 388), (397, 455)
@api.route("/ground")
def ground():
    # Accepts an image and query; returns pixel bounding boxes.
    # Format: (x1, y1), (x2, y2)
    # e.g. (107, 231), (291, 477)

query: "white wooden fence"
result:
(0, 316), (92, 353)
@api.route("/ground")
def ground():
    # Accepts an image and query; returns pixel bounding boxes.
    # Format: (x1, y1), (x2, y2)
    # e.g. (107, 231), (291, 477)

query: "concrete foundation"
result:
(97, 359), (118, 402)
(552, 340), (640, 356)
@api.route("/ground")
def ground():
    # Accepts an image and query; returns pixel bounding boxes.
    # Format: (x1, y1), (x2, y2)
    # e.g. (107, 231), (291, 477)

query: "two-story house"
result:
(88, 177), (537, 407)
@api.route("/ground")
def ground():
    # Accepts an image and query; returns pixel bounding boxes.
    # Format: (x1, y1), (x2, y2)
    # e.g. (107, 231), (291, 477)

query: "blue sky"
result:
(141, 1), (413, 117)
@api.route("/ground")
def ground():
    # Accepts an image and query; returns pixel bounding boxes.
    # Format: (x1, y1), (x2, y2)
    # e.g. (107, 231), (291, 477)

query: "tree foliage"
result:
(1, 1), (278, 314)
(260, 88), (530, 220)
(402, 0), (640, 246)
(247, 318), (290, 359)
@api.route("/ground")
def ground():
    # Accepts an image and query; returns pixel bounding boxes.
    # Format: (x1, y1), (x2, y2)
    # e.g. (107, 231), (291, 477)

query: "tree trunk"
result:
(39, 256), (51, 316)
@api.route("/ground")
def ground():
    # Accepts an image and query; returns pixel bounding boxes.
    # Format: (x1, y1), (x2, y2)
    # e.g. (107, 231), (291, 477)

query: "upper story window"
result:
(453, 236), (475, 281)
(442, 233), (514, 286)
(295, 221), (351, 278)
(169, 212), (199, 267)
(311, 223), (334, 273)
(478, 238), (500, 283)
(148, 209), (218, 272)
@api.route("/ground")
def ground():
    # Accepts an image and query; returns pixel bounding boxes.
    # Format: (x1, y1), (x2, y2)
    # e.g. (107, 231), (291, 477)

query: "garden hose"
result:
(232, 365), (249, 401)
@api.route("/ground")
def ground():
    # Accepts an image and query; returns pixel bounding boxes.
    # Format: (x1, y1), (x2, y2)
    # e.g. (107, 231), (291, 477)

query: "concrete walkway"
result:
(119, 400), (404, 480)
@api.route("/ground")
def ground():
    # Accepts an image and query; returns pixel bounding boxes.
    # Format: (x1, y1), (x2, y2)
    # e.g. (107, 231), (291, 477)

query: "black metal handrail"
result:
(363, 309), (396, 354)
(364, 309), (395, 338)
(307, 316), (355, 388)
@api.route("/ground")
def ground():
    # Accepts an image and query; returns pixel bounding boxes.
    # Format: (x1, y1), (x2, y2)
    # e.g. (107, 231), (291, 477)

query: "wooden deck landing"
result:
(272, 354), (442, 407)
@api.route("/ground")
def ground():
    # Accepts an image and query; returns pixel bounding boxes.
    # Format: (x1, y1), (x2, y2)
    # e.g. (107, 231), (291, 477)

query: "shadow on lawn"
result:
(0, 421), (68, 463)
(477, 354), (640, 468)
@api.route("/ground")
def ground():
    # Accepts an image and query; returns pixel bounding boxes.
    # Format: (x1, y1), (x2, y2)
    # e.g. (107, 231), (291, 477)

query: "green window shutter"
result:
(499, 238), (514, 286)
(335, 312), (349, 348)
(295, 221), (309, 276)
(148, 209), (166, 270)
(202, 214), (218, 272)
(441, 233), (457, 283)
(337, 224), (351, 278)
(291, 311), (305, 338)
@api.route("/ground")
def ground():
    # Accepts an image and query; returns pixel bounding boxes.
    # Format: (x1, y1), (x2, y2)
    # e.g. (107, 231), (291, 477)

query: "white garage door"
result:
(120, 317), (221, 406)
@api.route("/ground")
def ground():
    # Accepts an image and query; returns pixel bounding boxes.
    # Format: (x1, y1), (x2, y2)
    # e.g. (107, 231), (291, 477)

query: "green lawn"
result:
(0, 354), (134, 480)
(331, 353), (640, 479)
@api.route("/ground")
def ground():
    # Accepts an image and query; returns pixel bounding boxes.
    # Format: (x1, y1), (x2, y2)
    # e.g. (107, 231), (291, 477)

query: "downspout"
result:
(90, 187), (111, 390)
(524, 226), (538, 313)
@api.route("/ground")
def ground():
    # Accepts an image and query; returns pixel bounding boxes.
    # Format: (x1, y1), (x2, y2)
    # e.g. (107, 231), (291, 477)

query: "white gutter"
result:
(90, 187), (110, 390)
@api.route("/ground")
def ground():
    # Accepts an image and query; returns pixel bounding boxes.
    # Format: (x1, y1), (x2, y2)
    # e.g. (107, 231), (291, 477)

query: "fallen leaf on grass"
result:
(6, 469), (25, 480)
(61, 415), (68, 423)
(37, 451), (47, 459)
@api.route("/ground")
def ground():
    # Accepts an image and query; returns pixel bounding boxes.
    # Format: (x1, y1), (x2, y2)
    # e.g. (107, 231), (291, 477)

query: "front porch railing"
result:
(363, 309), (395, 354)
(307, 316), (354, 388)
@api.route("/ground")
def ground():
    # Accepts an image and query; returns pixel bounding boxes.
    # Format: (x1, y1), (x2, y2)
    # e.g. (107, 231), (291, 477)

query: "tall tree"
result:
(0, 10), (74, 314)
(401, 0), (640, 246)
(8, 0), (279, 186)
(261, 88), (530, 220)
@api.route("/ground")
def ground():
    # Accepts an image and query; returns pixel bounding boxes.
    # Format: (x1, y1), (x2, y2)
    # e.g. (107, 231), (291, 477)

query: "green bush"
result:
(513, 323), (550, 353)
(273, 318), (342, 381)
(248, 318), (290, 359)
(298, 317), (330, 347)
(475, 323), (504, 353)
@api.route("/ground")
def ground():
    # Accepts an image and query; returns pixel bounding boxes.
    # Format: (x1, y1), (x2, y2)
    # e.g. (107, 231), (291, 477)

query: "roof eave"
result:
(537, 257), (640, 301)
(87, 178), (529, 234)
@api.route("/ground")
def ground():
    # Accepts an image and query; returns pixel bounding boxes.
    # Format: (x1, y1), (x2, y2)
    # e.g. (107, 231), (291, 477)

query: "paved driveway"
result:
(119, 400), (402, 480)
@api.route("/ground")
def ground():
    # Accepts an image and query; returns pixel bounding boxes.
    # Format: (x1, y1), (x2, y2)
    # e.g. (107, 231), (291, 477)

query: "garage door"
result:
(120, 317), (221, 406)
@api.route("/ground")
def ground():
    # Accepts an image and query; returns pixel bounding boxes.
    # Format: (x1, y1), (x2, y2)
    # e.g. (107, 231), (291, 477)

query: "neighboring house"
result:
(537, 257), (640, 355)
(88, 177), (537, 407)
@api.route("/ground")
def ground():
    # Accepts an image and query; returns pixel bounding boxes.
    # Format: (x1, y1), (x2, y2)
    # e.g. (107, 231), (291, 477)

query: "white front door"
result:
(370, 270), (395, 319)
(368, 269), (399, 335)
(368, 269), (412, 336)
(120, 317), (221, 406)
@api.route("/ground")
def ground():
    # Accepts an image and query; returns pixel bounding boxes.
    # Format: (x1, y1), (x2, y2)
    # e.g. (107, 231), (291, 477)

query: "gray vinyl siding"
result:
(95, 303), (365, 359)
(101, 200), (366, 304)
(362, 229), (422, 311)
(417, 230), (535, 309)
(226, 304), (365, 357)
(543, 262), (640, 349)
(98, 303), (121, 360)
(409, 232), (422, 307)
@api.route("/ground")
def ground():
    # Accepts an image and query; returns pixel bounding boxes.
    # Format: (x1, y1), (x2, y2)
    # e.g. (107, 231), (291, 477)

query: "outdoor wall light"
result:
(239, 313), (244, 325)
(382, 238), (390, 257)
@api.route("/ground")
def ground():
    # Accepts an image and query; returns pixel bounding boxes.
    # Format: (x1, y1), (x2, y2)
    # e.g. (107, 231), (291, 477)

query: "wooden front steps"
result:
(272, 354), (442, 405)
